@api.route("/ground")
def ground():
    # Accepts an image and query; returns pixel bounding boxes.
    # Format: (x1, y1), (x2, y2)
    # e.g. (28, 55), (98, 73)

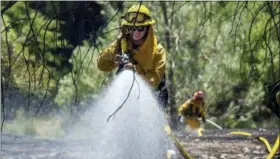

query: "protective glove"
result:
(124, 62), (135, 70)
(114, 53), (130, 66)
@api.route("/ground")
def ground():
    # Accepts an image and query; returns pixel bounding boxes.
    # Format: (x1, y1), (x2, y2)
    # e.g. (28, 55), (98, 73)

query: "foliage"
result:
(54, 41), (106, 106)
(1, 2), (70, 100)
(149, 1), (279, 128)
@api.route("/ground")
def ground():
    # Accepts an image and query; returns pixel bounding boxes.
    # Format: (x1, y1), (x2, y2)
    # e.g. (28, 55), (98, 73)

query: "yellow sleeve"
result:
(178, 100), (190, 116)
(97, 40), (119, 72)
(143, 44), (166, 88)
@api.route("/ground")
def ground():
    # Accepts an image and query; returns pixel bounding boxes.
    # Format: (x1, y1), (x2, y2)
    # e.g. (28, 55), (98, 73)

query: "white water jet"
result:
(66, 70), (171, 159)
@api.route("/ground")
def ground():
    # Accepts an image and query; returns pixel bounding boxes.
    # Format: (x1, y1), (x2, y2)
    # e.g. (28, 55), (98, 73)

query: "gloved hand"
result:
(124, 62), (135, 70)
(114, 53), (130, 66)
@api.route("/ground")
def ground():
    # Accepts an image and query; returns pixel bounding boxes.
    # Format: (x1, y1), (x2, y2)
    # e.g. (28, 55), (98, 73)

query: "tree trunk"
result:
(160, 2), (178, 130)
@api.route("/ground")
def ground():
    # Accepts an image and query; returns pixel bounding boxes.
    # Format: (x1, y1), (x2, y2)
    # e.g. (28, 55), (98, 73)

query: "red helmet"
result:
(193, 91), (204, 100)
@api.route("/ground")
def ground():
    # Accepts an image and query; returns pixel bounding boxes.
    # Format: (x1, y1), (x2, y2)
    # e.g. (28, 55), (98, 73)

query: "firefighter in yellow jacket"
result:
(178, 91), (206, 129)
(97, 4), (168, 108)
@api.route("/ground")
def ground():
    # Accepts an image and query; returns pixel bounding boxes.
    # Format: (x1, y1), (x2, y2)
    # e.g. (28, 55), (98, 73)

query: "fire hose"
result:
(230, 131), (280, 159)
(165, 125), (193, 159)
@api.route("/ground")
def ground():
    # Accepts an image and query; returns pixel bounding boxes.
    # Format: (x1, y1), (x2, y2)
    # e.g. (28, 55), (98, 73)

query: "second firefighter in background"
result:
(178, 91), (206, 129)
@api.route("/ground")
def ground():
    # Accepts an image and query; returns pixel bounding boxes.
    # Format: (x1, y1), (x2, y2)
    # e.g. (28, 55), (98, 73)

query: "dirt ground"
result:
(1, 129), (279, 159)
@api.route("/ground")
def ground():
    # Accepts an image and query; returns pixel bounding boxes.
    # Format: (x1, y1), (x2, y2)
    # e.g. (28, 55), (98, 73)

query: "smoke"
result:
(65, 70), (171, 158)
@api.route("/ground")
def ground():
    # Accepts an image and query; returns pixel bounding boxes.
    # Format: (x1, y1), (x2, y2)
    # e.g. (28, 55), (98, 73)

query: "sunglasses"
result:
(128, 26), (146, 32)
(124, 12), (151, 23)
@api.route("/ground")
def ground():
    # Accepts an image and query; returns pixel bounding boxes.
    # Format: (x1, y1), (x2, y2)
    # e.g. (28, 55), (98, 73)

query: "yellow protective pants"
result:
(184, 117), (201, 129)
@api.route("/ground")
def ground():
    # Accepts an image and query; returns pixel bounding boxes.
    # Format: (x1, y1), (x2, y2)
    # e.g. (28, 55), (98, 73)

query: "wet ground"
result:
(1, 129), (279, 159)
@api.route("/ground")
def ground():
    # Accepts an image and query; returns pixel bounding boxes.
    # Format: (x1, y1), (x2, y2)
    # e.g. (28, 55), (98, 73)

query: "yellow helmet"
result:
(122, 4), (155, 26)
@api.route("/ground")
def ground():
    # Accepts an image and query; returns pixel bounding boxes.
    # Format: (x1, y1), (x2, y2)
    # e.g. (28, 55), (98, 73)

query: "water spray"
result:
(106, 70), (136, 122)
(106, 37), (136, 122)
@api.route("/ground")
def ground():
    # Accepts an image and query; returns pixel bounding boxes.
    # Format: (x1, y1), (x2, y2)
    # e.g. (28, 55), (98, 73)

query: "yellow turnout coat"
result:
(97, 26), (166, 89)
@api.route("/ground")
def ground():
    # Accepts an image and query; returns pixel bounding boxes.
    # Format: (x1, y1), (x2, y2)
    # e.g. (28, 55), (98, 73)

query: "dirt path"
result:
(1, 129), (279, 159)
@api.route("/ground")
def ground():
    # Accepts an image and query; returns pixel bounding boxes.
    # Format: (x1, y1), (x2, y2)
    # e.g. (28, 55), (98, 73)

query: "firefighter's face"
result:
(128, 26), (147, 41)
